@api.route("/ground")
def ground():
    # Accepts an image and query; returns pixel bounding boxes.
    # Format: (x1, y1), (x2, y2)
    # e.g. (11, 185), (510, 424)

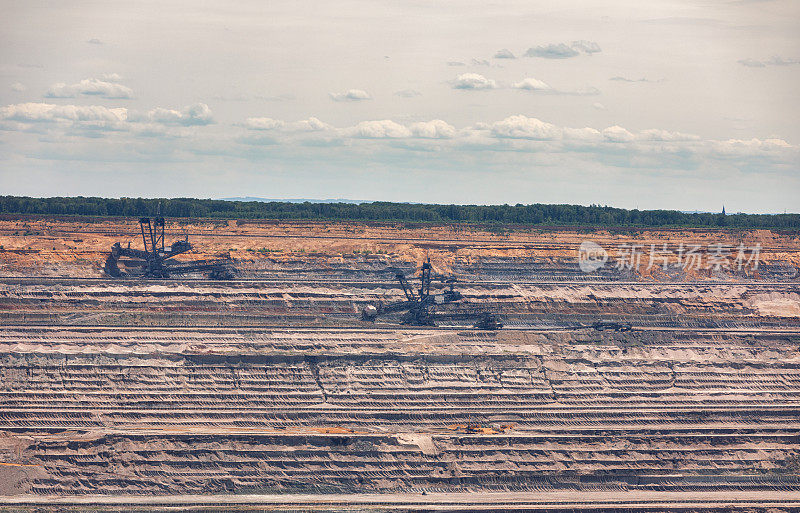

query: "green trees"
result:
(0, 195), (797, 229)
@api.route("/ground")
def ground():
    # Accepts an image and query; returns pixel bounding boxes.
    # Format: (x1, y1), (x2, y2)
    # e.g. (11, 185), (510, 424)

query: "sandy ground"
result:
(3, 490), (800, 508)
(1, 217), (798, 278)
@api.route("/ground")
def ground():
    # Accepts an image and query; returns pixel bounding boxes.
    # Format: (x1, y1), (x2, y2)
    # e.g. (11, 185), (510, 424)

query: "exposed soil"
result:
(1, 217), (799, 510)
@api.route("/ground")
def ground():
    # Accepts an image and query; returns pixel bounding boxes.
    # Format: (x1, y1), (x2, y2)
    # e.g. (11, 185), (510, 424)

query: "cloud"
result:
(471, 58), (491, 66)
(231, 114), (775, 165)
(610, 76), (661, 83)
(329, 89), (371, 102)
(290, 117), (331, 132)
(525, 43), (578, 59)
(0, 101), (222, 148)
(570, 40), (602, 54)
(45, 78), (134, 99)
(451, 73), (497, 90)
(711, 138), (793, 157)
(87, 38), (103, 45)
(494, 49), (516, 59)
(738, 56), (799, 67)
(511, 78), (552, 92)
(738, 58), (766, 68)
(4, 100), (794, 178)
(243, 117), (284, 130)
(141, 103), (213, 126)
(447, 61), (465, 66)
(639, 129), (699, 142)
(511, 78), (598, 95)
(241, 116), (330, 133)
(395, 89), (421, 98)
(602, 125), (636, 142)
(409, 120), (456, 139)
(0, 102), (127, 124)
(592, 102), (607, 110)
(101, 73), (123, 82)
(0, 102), (214, 130)
(10, 82), (26, 92)
(237, 117), (332, 144)
(525, 41), (601, 59)
(490, 115), (561, 140)
(351, 119), (411, 138)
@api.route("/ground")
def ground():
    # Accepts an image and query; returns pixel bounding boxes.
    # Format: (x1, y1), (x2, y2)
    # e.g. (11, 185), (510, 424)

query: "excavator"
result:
(360, 258), (503, 330)
(104, 217), (235, 279)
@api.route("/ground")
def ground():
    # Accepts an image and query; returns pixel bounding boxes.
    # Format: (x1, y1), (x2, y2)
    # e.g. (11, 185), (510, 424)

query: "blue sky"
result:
(1, 0), (798, 212)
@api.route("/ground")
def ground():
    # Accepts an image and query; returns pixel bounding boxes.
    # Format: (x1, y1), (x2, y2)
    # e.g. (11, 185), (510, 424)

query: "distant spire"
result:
(721, 205), (726, 215)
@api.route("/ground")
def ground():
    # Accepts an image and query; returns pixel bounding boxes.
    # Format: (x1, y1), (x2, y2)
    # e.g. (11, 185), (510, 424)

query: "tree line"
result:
(0, 196), (797, 229)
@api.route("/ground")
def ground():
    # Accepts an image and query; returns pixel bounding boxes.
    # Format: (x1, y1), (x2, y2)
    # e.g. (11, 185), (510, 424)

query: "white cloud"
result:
(511, 78), (598, 96)
(592, 102), (607, 110)
(525, 41), (602, 59)
(241, 116), (330, 133)
(494, 49), (516, 59)
(525, 43), (579, 59)
(712, 138), (792, 156)
(0, 102), (218, 135)
(563, 127), (602, 141)
(410, 120), (456, 139)
(602, 125), (636, 142)
(447, 61), (465, 66)
(640, 129), (699, 142)
(141, 103), (213, 126)
(45, 78), (133, 99)
(87, 38), (103, 45)
(329, 89), (372, 101)
(490, 115), (561, 140)
(0, 102), (127, 124)
(3, 101), (794, 178)
(290, 117), (331, 132)
(511, 78), (552, 91)
(244, 117), (284, 130)
(350, 119), (411, 138)
(10, 82), (26, 92)
(451, 73), (497, 90)
(610, 76), (660, 83)
(570, 40), (601, 54)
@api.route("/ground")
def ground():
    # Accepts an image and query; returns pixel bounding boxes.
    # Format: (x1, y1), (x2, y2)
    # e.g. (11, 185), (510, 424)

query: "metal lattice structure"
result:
(104, 217), (235, 280)
(361, 258), (502, 329)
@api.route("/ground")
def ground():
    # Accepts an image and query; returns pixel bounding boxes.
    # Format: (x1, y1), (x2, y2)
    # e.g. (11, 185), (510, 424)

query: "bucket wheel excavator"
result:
(360, 258), (502, 330)
(104, 217), (235, 280)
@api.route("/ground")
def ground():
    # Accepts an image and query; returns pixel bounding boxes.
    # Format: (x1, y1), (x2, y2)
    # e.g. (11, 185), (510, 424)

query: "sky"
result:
(1, 0), (798, 212)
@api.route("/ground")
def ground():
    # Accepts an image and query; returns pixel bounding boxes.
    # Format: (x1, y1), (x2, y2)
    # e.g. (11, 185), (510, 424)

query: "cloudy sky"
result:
(1, 0), (798, 212)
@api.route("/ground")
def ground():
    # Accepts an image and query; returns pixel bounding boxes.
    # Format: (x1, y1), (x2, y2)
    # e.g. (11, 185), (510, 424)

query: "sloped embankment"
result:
(1, 328), (799, 495)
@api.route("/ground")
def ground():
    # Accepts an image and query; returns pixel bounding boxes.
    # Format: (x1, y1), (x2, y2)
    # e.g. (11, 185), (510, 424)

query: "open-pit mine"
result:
(1, 216), (799, 512)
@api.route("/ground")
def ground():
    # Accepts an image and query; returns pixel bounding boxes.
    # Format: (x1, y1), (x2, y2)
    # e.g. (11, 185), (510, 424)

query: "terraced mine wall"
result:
(1, 218), (799, 511)
(1, 327), (799, 497)
(1, 278), (798, 330)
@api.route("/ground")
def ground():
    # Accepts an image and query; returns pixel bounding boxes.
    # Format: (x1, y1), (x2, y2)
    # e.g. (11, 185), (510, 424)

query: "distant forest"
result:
(1, 196), (798, 229)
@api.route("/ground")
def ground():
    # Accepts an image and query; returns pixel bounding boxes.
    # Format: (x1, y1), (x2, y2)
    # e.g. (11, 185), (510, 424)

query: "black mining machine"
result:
(104, 216), (235, 279)
(361, 258), (503, 330)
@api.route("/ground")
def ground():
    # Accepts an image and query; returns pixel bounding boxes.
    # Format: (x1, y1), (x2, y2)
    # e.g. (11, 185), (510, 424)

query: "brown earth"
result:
(1, 216), (800, 511)
(0, 217), (798, 278)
